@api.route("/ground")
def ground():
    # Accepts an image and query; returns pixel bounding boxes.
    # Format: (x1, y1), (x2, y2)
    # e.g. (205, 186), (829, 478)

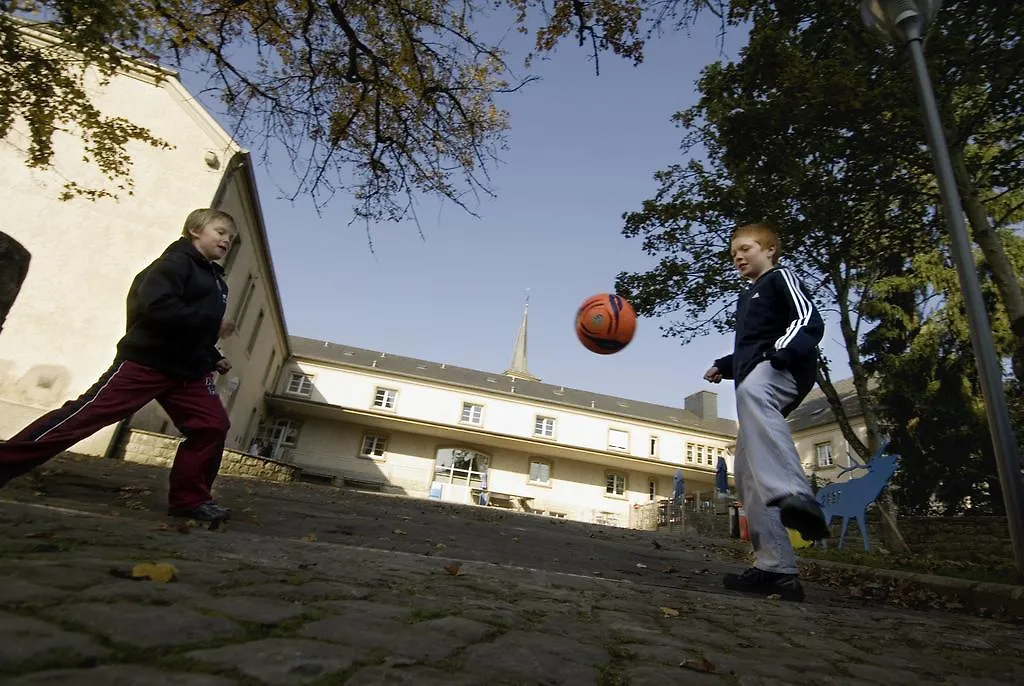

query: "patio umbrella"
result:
(716, 456), (729, 496)
(672, 469), (684, 503)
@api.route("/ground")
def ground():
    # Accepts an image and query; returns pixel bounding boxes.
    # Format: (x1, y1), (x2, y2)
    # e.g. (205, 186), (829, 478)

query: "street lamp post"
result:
(859, 0), (1024, 575)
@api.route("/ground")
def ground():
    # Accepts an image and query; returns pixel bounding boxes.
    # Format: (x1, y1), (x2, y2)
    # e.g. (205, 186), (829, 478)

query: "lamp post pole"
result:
(861, 0), (1024, 575)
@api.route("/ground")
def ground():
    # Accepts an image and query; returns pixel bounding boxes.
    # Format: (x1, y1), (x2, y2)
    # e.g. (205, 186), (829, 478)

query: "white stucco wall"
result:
(0, 62), (238, 455)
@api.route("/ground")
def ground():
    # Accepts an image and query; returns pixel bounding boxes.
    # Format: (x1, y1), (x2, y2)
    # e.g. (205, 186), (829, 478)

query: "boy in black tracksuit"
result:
(704, 223), (828, 601)
(0, 208), (237, 522)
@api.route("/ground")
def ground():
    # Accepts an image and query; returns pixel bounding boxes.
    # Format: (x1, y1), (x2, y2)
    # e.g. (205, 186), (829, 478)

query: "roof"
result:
(288, 336), (738, 437)
(787, 377), (865, 432)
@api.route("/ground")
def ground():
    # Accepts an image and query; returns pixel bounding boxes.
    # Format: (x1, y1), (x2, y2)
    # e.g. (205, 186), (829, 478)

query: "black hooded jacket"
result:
(713, 265), (824, 416)
(115, 238), (228, 379)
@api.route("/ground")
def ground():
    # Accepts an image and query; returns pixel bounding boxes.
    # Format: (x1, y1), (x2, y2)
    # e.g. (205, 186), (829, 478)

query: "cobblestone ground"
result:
(0, 455), (1021, 685)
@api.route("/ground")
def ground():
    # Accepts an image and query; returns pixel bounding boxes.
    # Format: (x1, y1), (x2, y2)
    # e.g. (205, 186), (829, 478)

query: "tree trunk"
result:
(949, 145), (1024, 380)
(820, 268), (910, 553)
(0, 232), (31, 334)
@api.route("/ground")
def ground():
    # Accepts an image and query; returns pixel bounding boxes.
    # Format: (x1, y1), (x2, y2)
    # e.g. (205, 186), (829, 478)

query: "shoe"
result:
(768, 493), (830, 542)
(168, 500), (230, 522)
(723, 566), (805, 602)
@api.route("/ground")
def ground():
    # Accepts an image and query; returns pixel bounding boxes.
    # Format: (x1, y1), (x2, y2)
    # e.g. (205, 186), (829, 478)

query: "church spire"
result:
(504, 292), (540, 382)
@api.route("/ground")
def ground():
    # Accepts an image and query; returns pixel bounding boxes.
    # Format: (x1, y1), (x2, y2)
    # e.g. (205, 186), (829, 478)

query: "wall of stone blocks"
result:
(118, 430), (299, 483)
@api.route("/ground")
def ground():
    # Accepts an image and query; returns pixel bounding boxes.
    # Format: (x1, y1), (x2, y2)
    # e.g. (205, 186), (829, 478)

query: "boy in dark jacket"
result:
(704, 223), (829, 601)
(0, 208), (237, 522)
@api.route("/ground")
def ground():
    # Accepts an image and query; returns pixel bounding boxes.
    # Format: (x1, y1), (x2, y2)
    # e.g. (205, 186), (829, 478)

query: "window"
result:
(529, 459), (552, 485)
(256, 418), (302, 451)
(286, 372), (313, 397)
(246, 309), (264, 354)
(686, 443), (694, 463)
(608, 429), (629, 452)
(534, 415), (556, 438)
(373, 387), (397, 410)
(262, 349), (277, 387)
(461, 402), (483, 425)
(696, 445), (704, 465)
(816, 442), (834, 468)
(434, 448), (488, 483)
(360, 434), (388, 459)
(649, 436), (659, 459)
(648, 478), (657, 501)
(234, 274), (256, 327)
(717, 447), (725, 464)
(605, 472), (626, 497)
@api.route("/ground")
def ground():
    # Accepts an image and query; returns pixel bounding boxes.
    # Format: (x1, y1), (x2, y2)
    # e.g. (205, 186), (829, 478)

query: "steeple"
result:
(504, 293), (540, 382)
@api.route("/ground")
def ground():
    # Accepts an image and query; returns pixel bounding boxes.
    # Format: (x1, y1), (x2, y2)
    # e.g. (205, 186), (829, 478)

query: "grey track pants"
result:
(734, 360), (814, 574)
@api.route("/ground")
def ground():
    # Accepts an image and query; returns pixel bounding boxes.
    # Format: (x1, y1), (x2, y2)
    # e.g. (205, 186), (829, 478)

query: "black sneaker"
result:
(723, 567), (805, 602)
(168, 500), (230, 522)
(768, 493), (831, 542)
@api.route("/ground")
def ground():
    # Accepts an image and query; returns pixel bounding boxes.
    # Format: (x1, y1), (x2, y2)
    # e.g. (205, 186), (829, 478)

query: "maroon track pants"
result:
(0, 360), (230, 510)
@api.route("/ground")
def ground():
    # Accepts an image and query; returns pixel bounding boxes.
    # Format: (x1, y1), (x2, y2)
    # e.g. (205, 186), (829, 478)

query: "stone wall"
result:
(118, 430), (299, 483)
(826, 511), (1013, 560)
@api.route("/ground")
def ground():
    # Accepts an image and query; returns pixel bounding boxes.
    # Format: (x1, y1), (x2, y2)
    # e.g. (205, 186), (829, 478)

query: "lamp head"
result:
(860, 0), (940, 44)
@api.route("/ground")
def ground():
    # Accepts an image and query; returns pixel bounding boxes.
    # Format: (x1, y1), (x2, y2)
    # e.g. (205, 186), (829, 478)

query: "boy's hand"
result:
(215, 358), (232, 374)
(218, 319), (236, 339)
(769, 348), (792, 370)
(703, 366), (723, 384)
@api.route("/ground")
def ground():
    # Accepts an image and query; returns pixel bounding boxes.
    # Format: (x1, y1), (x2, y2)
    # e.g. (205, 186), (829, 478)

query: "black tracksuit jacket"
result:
(713, 266), (824, 416)
(115, 238), (228, 379)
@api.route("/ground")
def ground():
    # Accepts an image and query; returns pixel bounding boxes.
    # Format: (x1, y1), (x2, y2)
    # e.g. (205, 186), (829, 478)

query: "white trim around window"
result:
(607, 428), (630, 452)
(604, 471), (626, 498)
(372, 387), (398, 411)
(528, 458), (553, 487)
(460, 402), (484, 426)
(360, 433), (388, 460)
(534, 415), (556, 439)
(286, 371), (314, 397)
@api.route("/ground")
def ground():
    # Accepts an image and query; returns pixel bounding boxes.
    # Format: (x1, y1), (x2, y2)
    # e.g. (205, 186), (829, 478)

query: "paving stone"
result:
(626, 664), (721, 685)
(0, 560), (113, 590)
(299, 615), (467, 662)
(0, 613), (110, 670)
(415, 616), (495, 643)
(78, 580), (209, 604)
(844, 663), (923, 684)
(310, 599), (409, 620)
(345, 665), (479, 685)
(46, 602), (244, 648)
(220, 581), (369, 601)
(5, 665), (238, 685)
(187, 596), (306, 625)
(0, 578), (68, 607)
(186, 638), (363, 685)
(460, 631), (608, 686)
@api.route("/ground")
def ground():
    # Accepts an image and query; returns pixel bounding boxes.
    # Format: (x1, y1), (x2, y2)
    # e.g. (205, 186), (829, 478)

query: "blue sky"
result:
(179, 11), (852, 420)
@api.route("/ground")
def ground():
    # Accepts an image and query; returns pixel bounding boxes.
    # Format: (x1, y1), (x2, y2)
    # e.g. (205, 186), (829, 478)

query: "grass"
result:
(797, 546), (1023, 585)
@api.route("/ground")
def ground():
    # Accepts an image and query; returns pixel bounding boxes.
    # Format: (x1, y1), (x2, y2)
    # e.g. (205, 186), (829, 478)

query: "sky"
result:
(178, 10), (853, 421)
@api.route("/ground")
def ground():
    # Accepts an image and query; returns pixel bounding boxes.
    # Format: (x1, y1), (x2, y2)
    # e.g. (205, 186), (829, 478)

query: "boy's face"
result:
(190, 219), (235, 262)
(730, 234), (775, 281)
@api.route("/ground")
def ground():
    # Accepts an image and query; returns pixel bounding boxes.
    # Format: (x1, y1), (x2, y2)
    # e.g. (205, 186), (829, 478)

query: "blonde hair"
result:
(181, 208), (235, 238)
(732, 223), (781, 264)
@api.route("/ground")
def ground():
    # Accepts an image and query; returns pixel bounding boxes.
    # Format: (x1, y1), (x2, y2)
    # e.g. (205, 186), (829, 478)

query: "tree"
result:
(865, 238), (1024, 515)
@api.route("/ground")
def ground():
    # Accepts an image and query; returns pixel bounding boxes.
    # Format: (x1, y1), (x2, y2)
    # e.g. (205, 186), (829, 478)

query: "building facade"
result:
(0, 22), (285, 457)
(258, 331), (737, 527)
(788, 377), (868, 484)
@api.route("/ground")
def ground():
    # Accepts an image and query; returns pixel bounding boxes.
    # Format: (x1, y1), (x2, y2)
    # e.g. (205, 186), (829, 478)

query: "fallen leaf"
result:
(661, 607), (680, 618)
(382, 656), (419, 668)
(302, 532), (318, 542)
(636, 563), (648, 569)
(24, 531), (57, 539)
(130, 562), (178, 583)
(663, 565), (679, 574)
(434, 543), (447, 552)
(680, 657), (716, 674)
(443, 563), (463, 576)
(392, 529), (407, 535)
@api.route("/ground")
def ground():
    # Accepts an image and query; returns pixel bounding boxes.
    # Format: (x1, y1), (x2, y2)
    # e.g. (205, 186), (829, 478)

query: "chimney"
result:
(685, 390), (717, 420)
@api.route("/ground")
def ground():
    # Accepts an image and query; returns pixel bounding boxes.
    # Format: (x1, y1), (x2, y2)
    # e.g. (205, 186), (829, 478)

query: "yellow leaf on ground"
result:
(661, 607), (680, 618)
(131, 562), (178, 583)
(302, 532), (318, 542)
